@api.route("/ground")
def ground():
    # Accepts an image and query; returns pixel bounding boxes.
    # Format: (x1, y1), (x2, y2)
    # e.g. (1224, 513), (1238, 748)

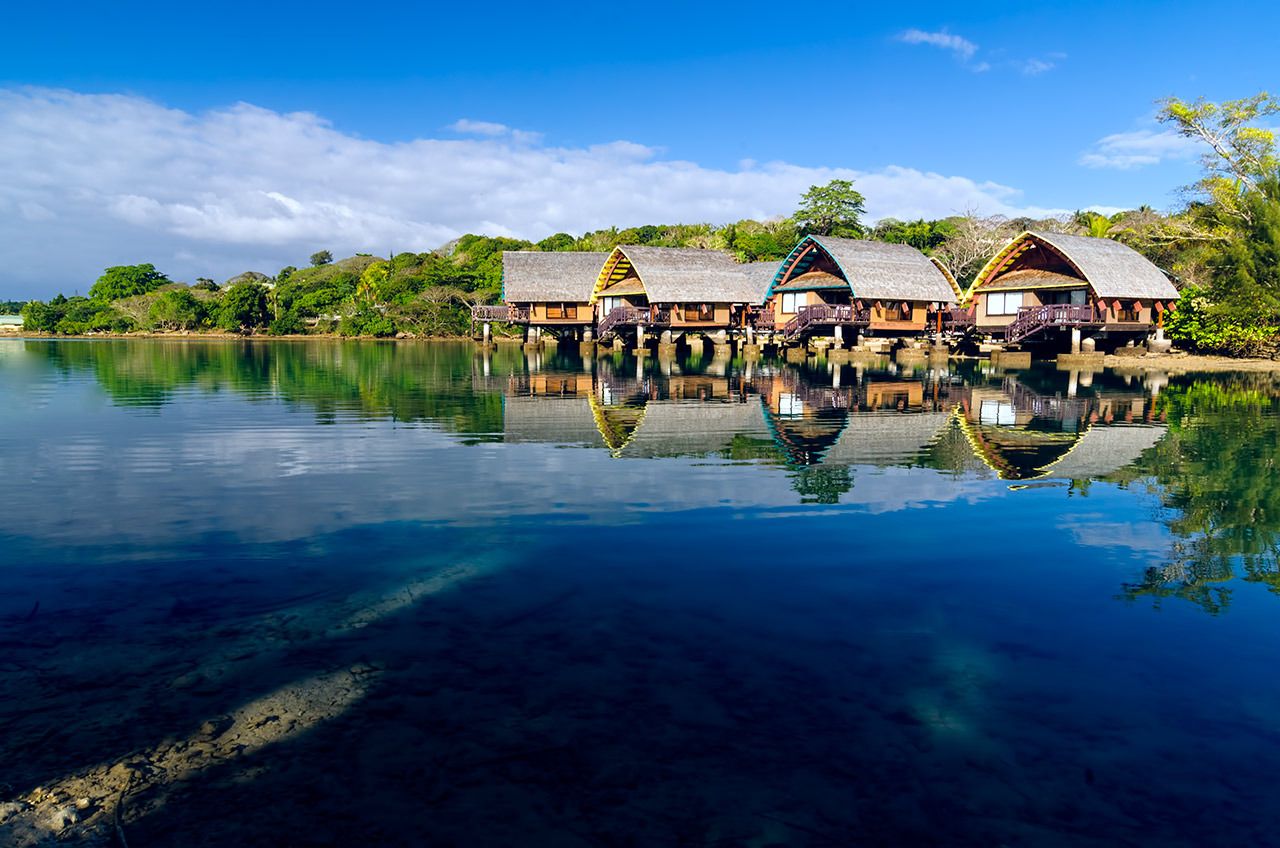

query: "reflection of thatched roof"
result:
(503, 396), (605, 448)
(593, 246), (764, 304)
(621, 401), (769, 458)
(770, 235), (958, 304)
(822, 412), (951, 466)
(1034, 424), (1165, 480)
(503, 251), (611, 302)
(971, 232), (1176, 301)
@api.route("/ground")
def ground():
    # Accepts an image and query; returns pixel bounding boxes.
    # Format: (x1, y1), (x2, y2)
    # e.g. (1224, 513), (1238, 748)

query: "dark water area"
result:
(1, 338), (1279, 846)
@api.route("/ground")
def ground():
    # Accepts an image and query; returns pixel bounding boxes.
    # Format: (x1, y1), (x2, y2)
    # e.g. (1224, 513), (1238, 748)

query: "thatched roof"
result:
(971, 232), (1177, 301)
(598, 278), (647, 297)
(768, 235), (958, 304)
(503, 251), (611, 302)
(775, 270), (848, 291)
(982, 268), (1088, 291)
(1034, 423), (1165, 481)
(592, 246), (765, 304)
(503, 396), (606, 447)
(742, 261), (784, 302)
(822, 412), (951, 466)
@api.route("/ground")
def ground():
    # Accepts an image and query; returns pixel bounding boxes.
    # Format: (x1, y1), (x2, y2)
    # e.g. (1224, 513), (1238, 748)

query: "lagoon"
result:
(1, 339), (1278, 845)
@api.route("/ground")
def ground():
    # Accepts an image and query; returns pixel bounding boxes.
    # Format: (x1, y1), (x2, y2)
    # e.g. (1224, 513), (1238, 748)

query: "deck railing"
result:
(597, 306), (671, 338)
(471, 305), (530, 323)
(782, 304), (870, 341)
(1007, 304), (1100, 343)
(751, 309), (776, 330)
(941, 306), (976, 328)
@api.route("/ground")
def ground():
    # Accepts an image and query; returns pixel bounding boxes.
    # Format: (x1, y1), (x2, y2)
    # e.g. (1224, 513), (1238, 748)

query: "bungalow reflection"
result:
(958, 373), (1166, 481)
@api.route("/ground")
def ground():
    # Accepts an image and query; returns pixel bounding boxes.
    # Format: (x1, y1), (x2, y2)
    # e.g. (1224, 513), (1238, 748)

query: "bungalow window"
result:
(600, 297), (622, 315)
(683, 303), (714, 322)
(986, 292), (1024, 316)
(883, 302), (913, 322)
(546, 303), (577, 319)
(778, 393), (804, 417)
(780, 292), (800, 313)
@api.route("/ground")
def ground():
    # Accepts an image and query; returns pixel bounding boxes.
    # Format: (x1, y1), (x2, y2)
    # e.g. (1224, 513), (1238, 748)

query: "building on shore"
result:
(473, 251), (611, 342)
(966, 231), (1179, 348)
(591, 246), (770, 347)
(757, 235), (960, 346)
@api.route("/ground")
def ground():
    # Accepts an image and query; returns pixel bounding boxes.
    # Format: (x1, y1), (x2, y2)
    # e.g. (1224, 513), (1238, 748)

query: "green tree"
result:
(1158, 92), (1279, 223)
(148, 289), (206, 331)
(794, 179), (866, 238)
(277, 266), (296, 283)
(20, 300), (61, 332)
(1208, 178), (1280, 331)
(89, 264), (170, 302)
(536, 232), (577, 252)
(217, 283), (271, 332)
(310, 250), (334, 267)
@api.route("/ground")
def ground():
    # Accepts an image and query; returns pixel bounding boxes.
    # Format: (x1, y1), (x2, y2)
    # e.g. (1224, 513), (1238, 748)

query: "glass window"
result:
(986, 292), (1025, 316)
(781, 292), (798, 313)
(1069, 290), (1087, 306)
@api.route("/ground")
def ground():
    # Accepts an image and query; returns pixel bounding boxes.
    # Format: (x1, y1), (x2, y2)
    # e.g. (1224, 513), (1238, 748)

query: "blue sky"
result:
(1, 0), (1277, 297)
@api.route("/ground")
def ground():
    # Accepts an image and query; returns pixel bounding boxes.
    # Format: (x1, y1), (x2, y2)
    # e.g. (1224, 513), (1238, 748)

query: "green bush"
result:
(338, 308), (397, 337)
(268, 311), (305, 336)
(1166, 285), (1278, 356)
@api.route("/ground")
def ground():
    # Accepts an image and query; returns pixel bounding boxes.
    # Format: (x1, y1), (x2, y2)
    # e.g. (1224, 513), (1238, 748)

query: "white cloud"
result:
(448, 118), (510, 136)
(0, 87), (1068, 297)
(1020, 58), (1055, 75)
(1079, 127), (1199, 170)
(898, 28), (978, 62)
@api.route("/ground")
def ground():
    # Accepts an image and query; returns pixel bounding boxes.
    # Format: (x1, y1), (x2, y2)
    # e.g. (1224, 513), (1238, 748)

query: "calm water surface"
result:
(1, 339), (1278, 846)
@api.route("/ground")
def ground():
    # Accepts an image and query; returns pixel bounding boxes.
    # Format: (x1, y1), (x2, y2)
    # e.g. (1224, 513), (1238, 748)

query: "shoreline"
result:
(5, 332), (1280, 373)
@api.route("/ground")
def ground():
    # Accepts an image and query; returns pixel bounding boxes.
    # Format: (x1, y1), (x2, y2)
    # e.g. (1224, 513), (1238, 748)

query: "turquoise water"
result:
(1, 339), (1278, 846)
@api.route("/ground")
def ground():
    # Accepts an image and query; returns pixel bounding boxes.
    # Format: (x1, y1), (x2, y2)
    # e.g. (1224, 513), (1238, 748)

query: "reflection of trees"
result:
(1122, 378), (1280, 612)
(27, 340), (505, 438)
(790, 465), (852, 504)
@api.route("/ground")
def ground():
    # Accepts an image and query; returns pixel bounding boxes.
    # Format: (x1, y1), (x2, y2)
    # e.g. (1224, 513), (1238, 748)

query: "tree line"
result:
(17, 91), (1280, 354)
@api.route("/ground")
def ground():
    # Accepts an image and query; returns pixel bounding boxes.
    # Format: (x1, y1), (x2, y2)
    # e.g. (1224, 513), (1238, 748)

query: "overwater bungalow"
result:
(591, 246), (770, 345)
(967, 232), (1179, 347)
(474, 251), (611, 341)
(758, 235), (960, 344)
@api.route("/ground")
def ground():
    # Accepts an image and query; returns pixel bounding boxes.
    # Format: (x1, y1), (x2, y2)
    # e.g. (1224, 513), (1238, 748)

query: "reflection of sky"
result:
(0, 370), (1001, 552)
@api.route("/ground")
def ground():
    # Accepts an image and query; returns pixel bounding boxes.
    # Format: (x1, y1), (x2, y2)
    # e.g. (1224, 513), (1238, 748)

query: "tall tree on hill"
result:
(310, 250), (333, 267)
(793, 180), (866, 238)
(88, 264), (170, 302)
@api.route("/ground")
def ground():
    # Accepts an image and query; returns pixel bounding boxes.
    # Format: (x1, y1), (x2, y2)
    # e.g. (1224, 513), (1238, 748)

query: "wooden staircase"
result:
(1006, 304), (1099, 343)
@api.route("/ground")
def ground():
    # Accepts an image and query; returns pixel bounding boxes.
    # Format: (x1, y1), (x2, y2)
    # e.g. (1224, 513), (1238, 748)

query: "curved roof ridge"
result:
(592, 245), (768, 304)
(969, 231), (1177, 301)
(767, 234), (957, 304)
